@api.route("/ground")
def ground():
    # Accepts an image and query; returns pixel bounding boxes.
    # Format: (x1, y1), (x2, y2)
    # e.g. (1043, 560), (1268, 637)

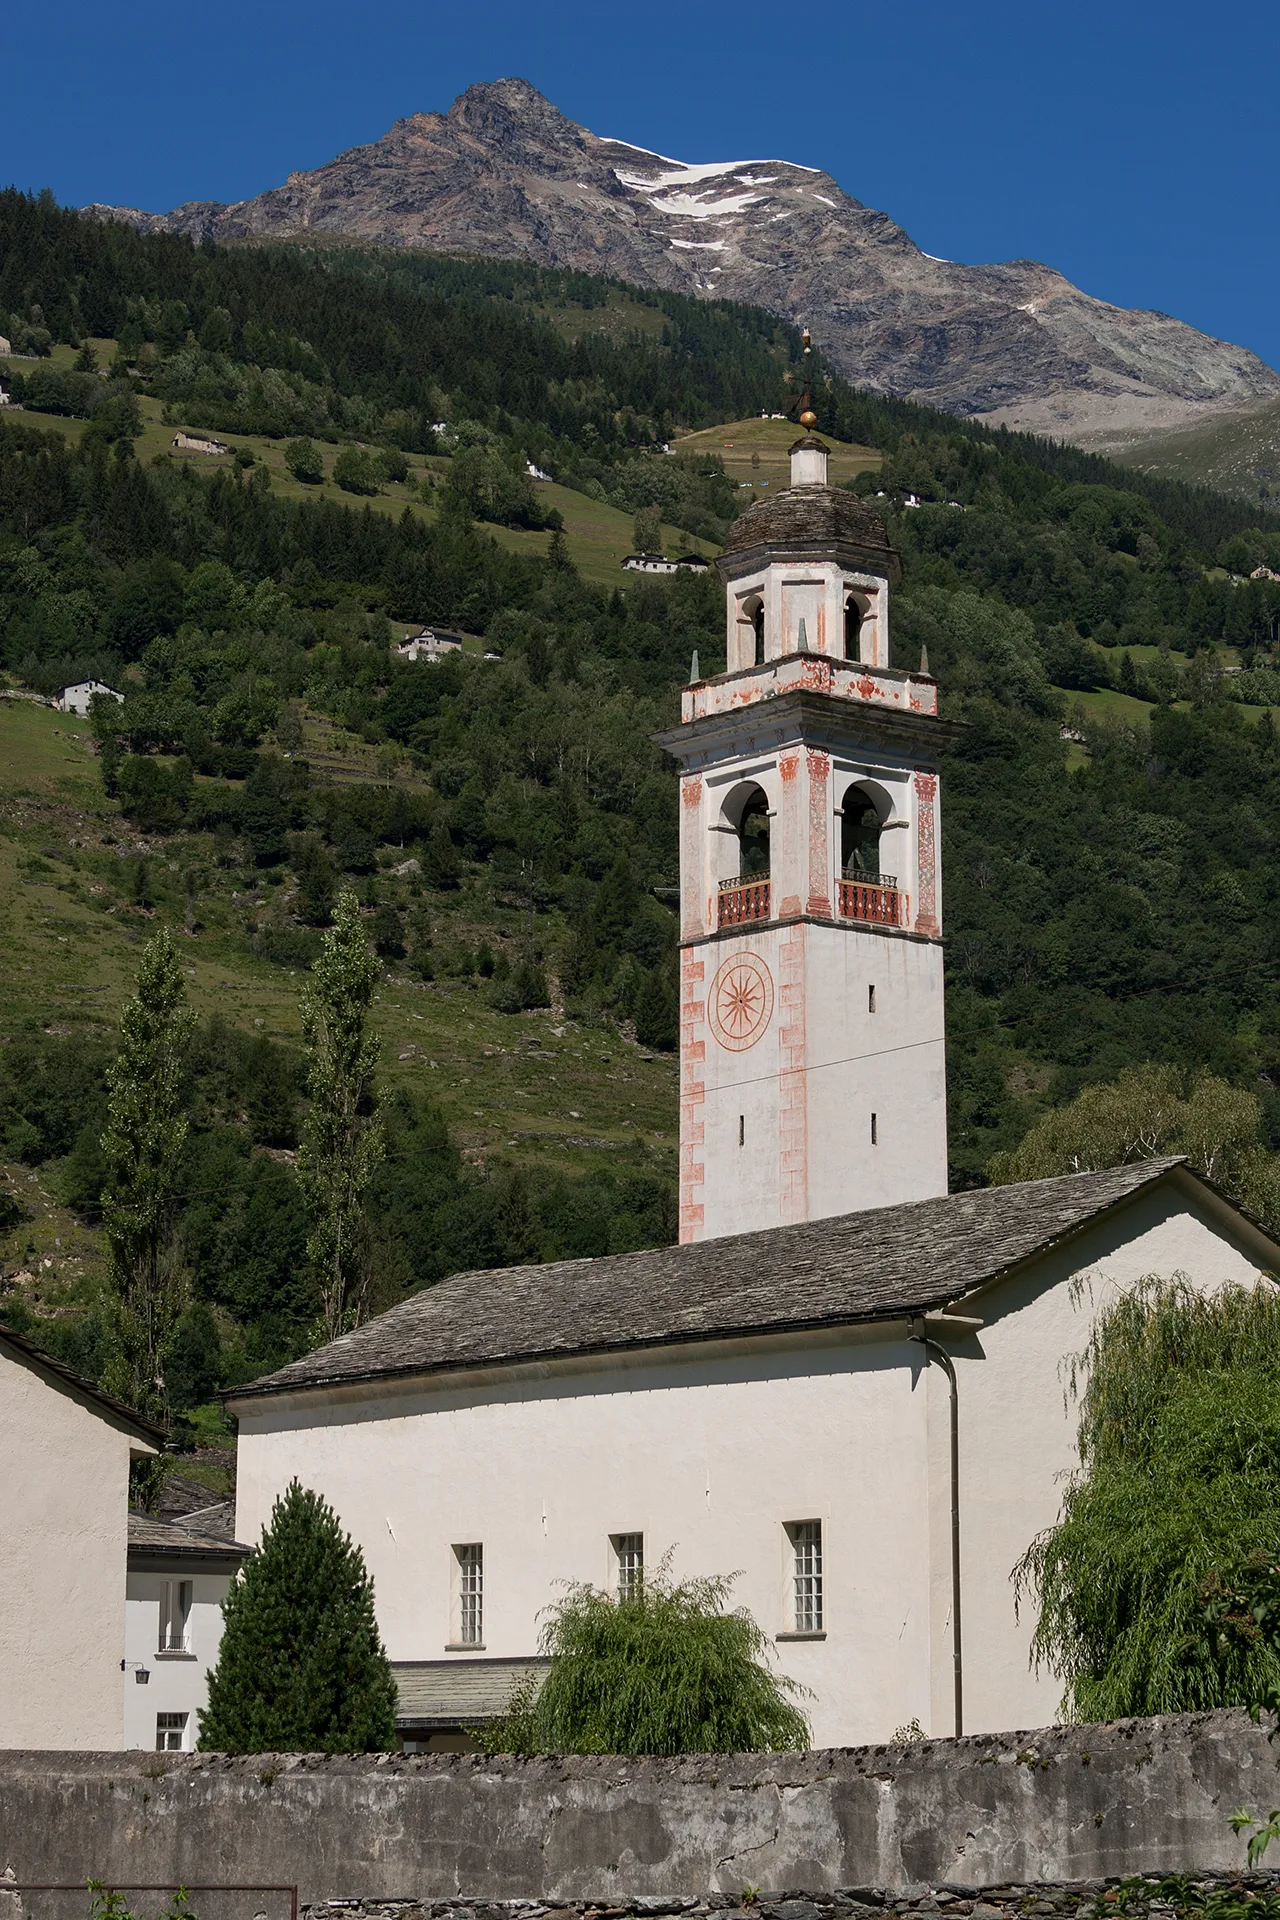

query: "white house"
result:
(622, 552), (713, 575)
(228, 435), (1280, 1751)
(172, 430), (229, 455)
(124, 1509), (249, 1752)
(57, 680), (124, 716)
(395, 628), (466, 664)
(1, 1325), (160, 1749)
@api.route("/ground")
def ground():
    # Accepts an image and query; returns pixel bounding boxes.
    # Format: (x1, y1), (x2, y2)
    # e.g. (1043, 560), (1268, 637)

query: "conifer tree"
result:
(199, 1481), (398, 1753)
(297, 890), (383, 1340)
(100, 925), (193, 1422)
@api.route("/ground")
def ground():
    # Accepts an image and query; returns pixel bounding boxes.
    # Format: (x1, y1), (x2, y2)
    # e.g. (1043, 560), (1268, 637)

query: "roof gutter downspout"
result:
(911, 1319), (964, 1737)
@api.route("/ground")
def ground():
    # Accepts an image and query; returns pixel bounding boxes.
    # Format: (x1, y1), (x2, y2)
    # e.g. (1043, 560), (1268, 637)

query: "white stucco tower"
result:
(657, 437), (956, 1243)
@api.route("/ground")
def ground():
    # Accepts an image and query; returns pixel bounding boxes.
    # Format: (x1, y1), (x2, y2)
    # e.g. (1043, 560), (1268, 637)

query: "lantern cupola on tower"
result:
(657, 358), (959, 1244)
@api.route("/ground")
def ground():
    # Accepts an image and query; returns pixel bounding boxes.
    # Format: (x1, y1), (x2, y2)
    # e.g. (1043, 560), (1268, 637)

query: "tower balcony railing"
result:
(718, 873), (771, 926)
(838, 871), (902, 927)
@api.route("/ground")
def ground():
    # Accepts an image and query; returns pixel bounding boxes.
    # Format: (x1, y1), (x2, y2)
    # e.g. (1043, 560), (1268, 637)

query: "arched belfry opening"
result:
(841, 785), (884, 878)
(736, 785), (771, 877)
(844, 593), (866, 663)
(751, 598), (765, 667)
(716, 781), (772, 928)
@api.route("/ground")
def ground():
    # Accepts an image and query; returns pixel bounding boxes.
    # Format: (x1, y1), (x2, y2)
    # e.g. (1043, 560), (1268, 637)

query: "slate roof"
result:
(393, 1658), (548, 1727)
(128, 1509), (249, 1560)
(227, 1160), (1207, 1405)
(1, 1323), (165, 1445)
(718, 484), (901, 583)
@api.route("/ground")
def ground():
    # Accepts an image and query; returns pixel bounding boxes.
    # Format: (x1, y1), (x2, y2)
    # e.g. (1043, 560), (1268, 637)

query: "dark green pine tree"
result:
(199, 1481), (398, 1753)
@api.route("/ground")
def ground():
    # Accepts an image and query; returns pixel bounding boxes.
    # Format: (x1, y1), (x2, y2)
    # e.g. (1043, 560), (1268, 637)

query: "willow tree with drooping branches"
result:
(483, 1557), (810, 1755)
(297, 890), (384, 1341)
(1016, 1274), (1280, 1722)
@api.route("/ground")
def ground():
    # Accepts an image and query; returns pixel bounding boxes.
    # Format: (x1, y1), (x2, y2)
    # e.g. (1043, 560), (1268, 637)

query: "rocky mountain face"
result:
(87, 78), (1280, 441)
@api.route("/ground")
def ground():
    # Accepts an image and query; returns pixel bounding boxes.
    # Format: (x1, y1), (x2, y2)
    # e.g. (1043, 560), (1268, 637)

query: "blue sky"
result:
(5, 0), (1279, 370)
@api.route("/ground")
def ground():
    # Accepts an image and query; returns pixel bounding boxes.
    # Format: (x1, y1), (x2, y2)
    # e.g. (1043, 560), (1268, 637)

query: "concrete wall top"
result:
(1, 1711), (1277, 1903)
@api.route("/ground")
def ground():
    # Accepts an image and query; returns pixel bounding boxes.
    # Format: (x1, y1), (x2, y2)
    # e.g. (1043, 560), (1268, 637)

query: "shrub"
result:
(333, 445), (381, 496)
(484, 1559), (809, 1754)
(285, 438), (324, 485)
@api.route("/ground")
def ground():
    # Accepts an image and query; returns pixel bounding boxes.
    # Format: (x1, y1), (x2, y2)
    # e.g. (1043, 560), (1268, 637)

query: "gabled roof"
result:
(1, 1323), (165, 1447)
(226, 1159), (1243, 1405)
(128, 1509), (249, 1561)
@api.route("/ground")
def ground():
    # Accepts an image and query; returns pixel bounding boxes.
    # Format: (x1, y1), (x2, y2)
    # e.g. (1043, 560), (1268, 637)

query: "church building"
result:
(228, 438), (1280, 1750)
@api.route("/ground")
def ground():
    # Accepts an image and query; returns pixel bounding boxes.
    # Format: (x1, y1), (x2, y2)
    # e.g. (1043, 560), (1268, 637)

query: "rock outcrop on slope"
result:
(85, 78), (1280, 440)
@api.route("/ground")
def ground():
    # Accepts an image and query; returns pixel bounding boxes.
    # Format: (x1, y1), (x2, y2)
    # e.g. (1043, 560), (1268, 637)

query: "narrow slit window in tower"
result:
(738, 1115), (745, 1147)
(868, 984), (876, 1014)
(871, 1113), (878, 1146)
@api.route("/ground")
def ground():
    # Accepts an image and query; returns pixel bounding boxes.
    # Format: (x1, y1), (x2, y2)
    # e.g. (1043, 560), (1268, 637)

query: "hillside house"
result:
(173, 430), (229, 455)
(57, 680), (123, 716)
(395, 628), (466, 664)
(124, 1509), (249, 1751)
(622, 552), (709, 574)
(228, 437), (1280, 1750)
(2, 1326), (161, 1748)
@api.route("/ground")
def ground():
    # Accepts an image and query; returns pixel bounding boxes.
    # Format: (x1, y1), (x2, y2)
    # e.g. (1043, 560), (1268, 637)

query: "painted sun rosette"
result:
(708, 952), (775, 1052)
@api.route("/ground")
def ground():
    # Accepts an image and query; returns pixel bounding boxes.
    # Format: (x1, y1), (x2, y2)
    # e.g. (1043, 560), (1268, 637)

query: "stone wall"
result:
(1, 1712), (1278, 1909)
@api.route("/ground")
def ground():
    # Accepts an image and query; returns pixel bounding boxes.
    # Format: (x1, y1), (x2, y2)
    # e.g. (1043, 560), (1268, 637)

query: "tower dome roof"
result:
(717, 485), (901, 585)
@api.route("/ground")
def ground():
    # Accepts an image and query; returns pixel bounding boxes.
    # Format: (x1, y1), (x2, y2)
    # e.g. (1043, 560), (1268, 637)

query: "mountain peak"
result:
(446, 77), (587, 156)
(82, 81), (1280, 440)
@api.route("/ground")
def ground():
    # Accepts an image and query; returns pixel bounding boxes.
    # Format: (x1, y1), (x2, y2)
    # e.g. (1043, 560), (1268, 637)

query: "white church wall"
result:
(949, 1181), (1274, 1737)
(234, 1326), (936, 1749)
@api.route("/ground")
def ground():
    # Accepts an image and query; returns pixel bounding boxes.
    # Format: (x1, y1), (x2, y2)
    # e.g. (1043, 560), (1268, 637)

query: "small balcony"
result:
(838, 872), (902, 927)
(718, 874), (771, 927)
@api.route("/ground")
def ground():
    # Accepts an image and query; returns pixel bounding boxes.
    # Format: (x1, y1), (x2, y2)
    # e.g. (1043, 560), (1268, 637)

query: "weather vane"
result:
(786, 328), (819, 432)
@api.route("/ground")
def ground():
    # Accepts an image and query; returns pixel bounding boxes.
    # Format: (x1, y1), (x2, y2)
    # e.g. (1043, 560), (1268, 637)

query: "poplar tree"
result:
(297, 890), (383, 1340)
(100, 925), (193, 1422)
(199, 1481), (397, 1753)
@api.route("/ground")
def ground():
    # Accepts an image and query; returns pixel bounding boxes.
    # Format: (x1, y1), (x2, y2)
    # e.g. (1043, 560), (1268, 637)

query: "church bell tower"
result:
(657, 429), (956, 1244)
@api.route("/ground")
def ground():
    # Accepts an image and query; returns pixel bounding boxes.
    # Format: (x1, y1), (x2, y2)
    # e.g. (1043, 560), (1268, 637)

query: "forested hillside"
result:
(5, 189), (1280, 1433)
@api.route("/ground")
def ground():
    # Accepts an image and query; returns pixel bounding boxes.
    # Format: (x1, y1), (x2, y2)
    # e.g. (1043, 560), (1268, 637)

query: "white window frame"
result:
(158, 1579), (193, 1655)
(451, 1542), (484, 1648)
(611, 1531), (644, 1600)
(155, 1710), (188, 1752)
(784, 1520), (824, 1635)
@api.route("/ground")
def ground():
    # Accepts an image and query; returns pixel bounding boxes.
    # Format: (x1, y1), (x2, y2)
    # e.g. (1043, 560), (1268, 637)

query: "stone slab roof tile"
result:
(719, 484), (901, 581)
(128, 1508), (250, 1558)
(393, 1658), (548, 1727)
(228, 1161), (1197, 1404)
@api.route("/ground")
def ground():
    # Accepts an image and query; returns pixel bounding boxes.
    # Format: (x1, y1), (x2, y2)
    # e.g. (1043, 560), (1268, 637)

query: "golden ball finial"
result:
(800, 409), (818, 430)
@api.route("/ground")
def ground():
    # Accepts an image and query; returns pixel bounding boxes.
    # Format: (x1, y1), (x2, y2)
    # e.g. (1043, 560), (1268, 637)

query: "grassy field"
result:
(0, 697), (679, 1307)
(0, 342), (712, 588)
(1111, 394), (1280, 506)
(673, 415), (882, 503)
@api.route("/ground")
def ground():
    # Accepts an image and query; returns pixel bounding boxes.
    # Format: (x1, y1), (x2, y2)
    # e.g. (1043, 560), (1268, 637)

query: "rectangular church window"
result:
(452, 1542), (483, 1645)
(788, 1521), (823, 1633)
